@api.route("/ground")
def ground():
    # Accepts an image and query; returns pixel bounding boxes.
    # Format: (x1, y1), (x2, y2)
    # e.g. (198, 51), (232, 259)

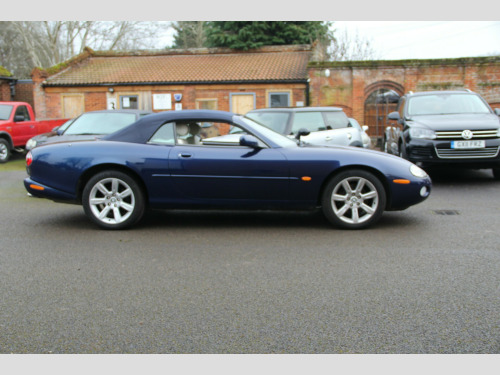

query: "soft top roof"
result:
(104, 110), (236, 144)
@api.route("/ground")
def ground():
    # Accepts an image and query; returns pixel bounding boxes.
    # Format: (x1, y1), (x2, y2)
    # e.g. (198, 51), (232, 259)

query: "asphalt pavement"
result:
(0, 158), (499, 353)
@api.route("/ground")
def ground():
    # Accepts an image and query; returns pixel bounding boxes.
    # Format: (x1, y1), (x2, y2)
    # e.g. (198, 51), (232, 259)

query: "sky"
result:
(332, 21), (500, 60)
(11, 0), (500, 62)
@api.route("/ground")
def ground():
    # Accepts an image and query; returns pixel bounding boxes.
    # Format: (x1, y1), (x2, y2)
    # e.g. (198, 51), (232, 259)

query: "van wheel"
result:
(82, 170), (145, 229)
(0, 139), (11, 163)
(322, 169), (386, 229)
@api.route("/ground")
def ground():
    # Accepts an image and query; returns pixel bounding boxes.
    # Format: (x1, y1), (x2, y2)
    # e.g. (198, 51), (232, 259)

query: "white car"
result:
(246, 107), (365, 148)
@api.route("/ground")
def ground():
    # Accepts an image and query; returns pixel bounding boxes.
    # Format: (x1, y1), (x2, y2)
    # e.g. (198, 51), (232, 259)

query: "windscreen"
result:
(64, 112), (137, 135)
(0, 104), (13, 120)
(407, 94), (491, 116)
(245, 112), (291, 134)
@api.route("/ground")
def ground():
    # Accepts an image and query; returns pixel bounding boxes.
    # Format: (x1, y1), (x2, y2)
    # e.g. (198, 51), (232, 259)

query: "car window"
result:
(245, 112), (290, 134)
(149, 122), (175, 145)
(407, 94), (491, 116)
(291, 112), (325, 134)
(323, 112), (350, 129)
(15, 105), (31, 121)
(64, 112), (138, 135)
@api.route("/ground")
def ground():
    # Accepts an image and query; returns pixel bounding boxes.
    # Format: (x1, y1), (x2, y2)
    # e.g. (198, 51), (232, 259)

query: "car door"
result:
(11, 105), (37, 145)
(291, 111), (352, 146)
(168, 143), (289, 202)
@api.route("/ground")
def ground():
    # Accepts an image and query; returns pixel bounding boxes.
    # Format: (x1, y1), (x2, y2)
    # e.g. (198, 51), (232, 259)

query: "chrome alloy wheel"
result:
(88, 177), (136, 225)
(0, 141), (9, 162)
(331, 176), (379, 225)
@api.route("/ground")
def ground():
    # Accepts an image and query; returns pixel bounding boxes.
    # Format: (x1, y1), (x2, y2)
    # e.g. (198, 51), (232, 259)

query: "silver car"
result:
(245, 107), (364, 147)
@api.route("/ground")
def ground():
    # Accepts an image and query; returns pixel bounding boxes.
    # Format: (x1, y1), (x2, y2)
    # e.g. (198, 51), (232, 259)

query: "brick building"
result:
(31, 45), (312, 120)
(1, 66), (35, 108)
(308, 56), (500, 138)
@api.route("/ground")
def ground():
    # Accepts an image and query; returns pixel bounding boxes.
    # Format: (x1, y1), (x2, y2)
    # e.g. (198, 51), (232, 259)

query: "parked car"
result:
(349, 117), (373, 149)
(25, 109), (152, 151)
(25, 109), (431, 230)
(245, 107), (364, 148)
(0, 101), (68, 162)
(384, 90), (500, 179)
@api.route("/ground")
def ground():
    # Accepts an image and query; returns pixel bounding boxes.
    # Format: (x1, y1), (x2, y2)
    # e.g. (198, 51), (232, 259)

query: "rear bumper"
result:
(24, 177), (78, 203)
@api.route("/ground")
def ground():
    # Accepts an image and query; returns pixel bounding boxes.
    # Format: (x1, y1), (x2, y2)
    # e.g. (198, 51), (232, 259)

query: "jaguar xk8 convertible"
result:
(24, 110), (431, 230)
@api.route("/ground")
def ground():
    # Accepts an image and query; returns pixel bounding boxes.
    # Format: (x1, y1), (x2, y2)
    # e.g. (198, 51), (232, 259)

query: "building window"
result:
(196, 99), (218, 110)
(120, 95), (139, 109)
(269, 92), (290, 108)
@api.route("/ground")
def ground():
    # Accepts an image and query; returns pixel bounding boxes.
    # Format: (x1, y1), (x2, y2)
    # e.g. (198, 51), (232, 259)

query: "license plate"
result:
(451, 140), (486, 149)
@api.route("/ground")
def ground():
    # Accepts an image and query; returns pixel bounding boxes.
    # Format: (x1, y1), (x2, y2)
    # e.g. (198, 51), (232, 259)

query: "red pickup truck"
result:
(0, 101), (68, 163)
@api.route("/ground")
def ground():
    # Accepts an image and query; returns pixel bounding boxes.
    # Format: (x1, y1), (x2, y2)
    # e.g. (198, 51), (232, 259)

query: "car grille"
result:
(410, 146), (432, 158)
(435, 129), (498, 139)
(435, 146), (500, 159)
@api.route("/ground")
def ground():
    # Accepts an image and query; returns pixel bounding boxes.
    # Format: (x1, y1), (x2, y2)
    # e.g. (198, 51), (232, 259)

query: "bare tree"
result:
(0, 21), (170, 78)
(329, 29), (379, 61)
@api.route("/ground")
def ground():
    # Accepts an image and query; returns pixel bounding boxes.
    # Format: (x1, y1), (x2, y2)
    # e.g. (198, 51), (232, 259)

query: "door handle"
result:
(179, 153), (193, 158)
(325, 136), (332, 141)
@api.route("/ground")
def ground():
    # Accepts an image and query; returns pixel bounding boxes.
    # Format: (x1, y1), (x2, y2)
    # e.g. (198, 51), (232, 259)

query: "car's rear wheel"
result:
(0, 139), (11, 163)
(82, 170), (145, 229)
(322, 169), (386, 229)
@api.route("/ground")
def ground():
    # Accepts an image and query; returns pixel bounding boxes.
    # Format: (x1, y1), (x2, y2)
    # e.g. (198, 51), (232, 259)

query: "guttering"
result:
(42, 79), (309, 88)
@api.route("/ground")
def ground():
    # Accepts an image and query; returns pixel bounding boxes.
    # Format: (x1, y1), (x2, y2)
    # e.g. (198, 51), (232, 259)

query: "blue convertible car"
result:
(24, 110), (431, 230)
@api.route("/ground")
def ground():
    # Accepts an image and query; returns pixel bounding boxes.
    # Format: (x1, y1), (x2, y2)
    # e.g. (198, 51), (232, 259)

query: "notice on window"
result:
(153, 94), (172, 110)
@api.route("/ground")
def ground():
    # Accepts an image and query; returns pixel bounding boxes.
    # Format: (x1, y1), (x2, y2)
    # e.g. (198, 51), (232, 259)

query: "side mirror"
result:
(362, 125), (369, 132)
(14, 115), (25, 122)
(239, 135), (261, 149)
(387, 111), (400, 121)
(295, 128), (311, 141)
(494, 108), (500, 116)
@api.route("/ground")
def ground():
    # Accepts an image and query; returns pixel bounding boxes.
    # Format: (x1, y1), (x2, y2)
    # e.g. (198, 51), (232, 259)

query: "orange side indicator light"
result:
(393, 179), (411, 185)
(301, 176), (312, 182)
(30, 184), (45, 191)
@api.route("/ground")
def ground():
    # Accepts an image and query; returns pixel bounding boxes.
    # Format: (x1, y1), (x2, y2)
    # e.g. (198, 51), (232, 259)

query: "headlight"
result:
(26, 139), (36, 150)
(410, 164), (428, 178)
(409, 127), (436, 139)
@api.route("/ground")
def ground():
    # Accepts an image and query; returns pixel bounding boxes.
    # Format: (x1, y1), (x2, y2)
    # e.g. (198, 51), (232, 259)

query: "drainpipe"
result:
(306, 79), (310, 107)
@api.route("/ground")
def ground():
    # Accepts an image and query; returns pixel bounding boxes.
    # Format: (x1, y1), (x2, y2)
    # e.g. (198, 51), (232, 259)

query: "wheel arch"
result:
(0, 132), (14, 148)
(76, 163), (149, 204)
(317, 165), (392, 210)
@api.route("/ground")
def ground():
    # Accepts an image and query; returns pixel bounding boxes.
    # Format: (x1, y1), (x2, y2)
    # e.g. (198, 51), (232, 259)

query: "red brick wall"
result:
(309, 58), (500, 130)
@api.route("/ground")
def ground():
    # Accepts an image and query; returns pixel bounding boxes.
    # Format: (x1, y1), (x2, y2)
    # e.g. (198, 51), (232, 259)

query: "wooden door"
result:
(62, 95), (85, 119)
(231, 94), (255, 115)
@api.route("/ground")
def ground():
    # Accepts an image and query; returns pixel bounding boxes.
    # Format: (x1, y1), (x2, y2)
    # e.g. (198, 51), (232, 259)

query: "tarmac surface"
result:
(1, 157), (499, 353)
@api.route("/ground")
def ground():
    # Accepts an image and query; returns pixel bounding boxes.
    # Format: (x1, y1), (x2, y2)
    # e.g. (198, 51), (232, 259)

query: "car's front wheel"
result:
(493, 168), (500, 180)
(82, 170), (145, 229)
(322, 169), (386, 229)
(0, 139), (11, 163)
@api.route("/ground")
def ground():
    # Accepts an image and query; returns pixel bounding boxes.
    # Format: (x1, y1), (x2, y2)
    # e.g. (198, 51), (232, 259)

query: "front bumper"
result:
(405, 138), (500, 168)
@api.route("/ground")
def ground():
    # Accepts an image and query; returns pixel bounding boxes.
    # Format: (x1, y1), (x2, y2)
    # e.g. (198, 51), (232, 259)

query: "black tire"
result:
(322, 169), (386, 229)
(493, 168), (500, 180)
(398, 139), (408, 160)
(82, 170), (145, 229)
(0, 139), (11, 163)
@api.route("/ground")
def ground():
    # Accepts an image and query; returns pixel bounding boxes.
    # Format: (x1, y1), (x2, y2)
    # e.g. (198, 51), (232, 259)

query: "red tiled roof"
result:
(44, 45), (312, 86)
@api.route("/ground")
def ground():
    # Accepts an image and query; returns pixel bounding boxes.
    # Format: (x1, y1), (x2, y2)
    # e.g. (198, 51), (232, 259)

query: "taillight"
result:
(26, 151), (33, 167)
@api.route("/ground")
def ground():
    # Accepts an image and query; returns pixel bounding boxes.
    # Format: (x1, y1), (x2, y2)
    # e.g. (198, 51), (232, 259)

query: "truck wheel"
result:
(322, 169), (386, 229)
(493, 168), (500, 180)
(82, 170), (145, 230)
(0, 139), (11, 163)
